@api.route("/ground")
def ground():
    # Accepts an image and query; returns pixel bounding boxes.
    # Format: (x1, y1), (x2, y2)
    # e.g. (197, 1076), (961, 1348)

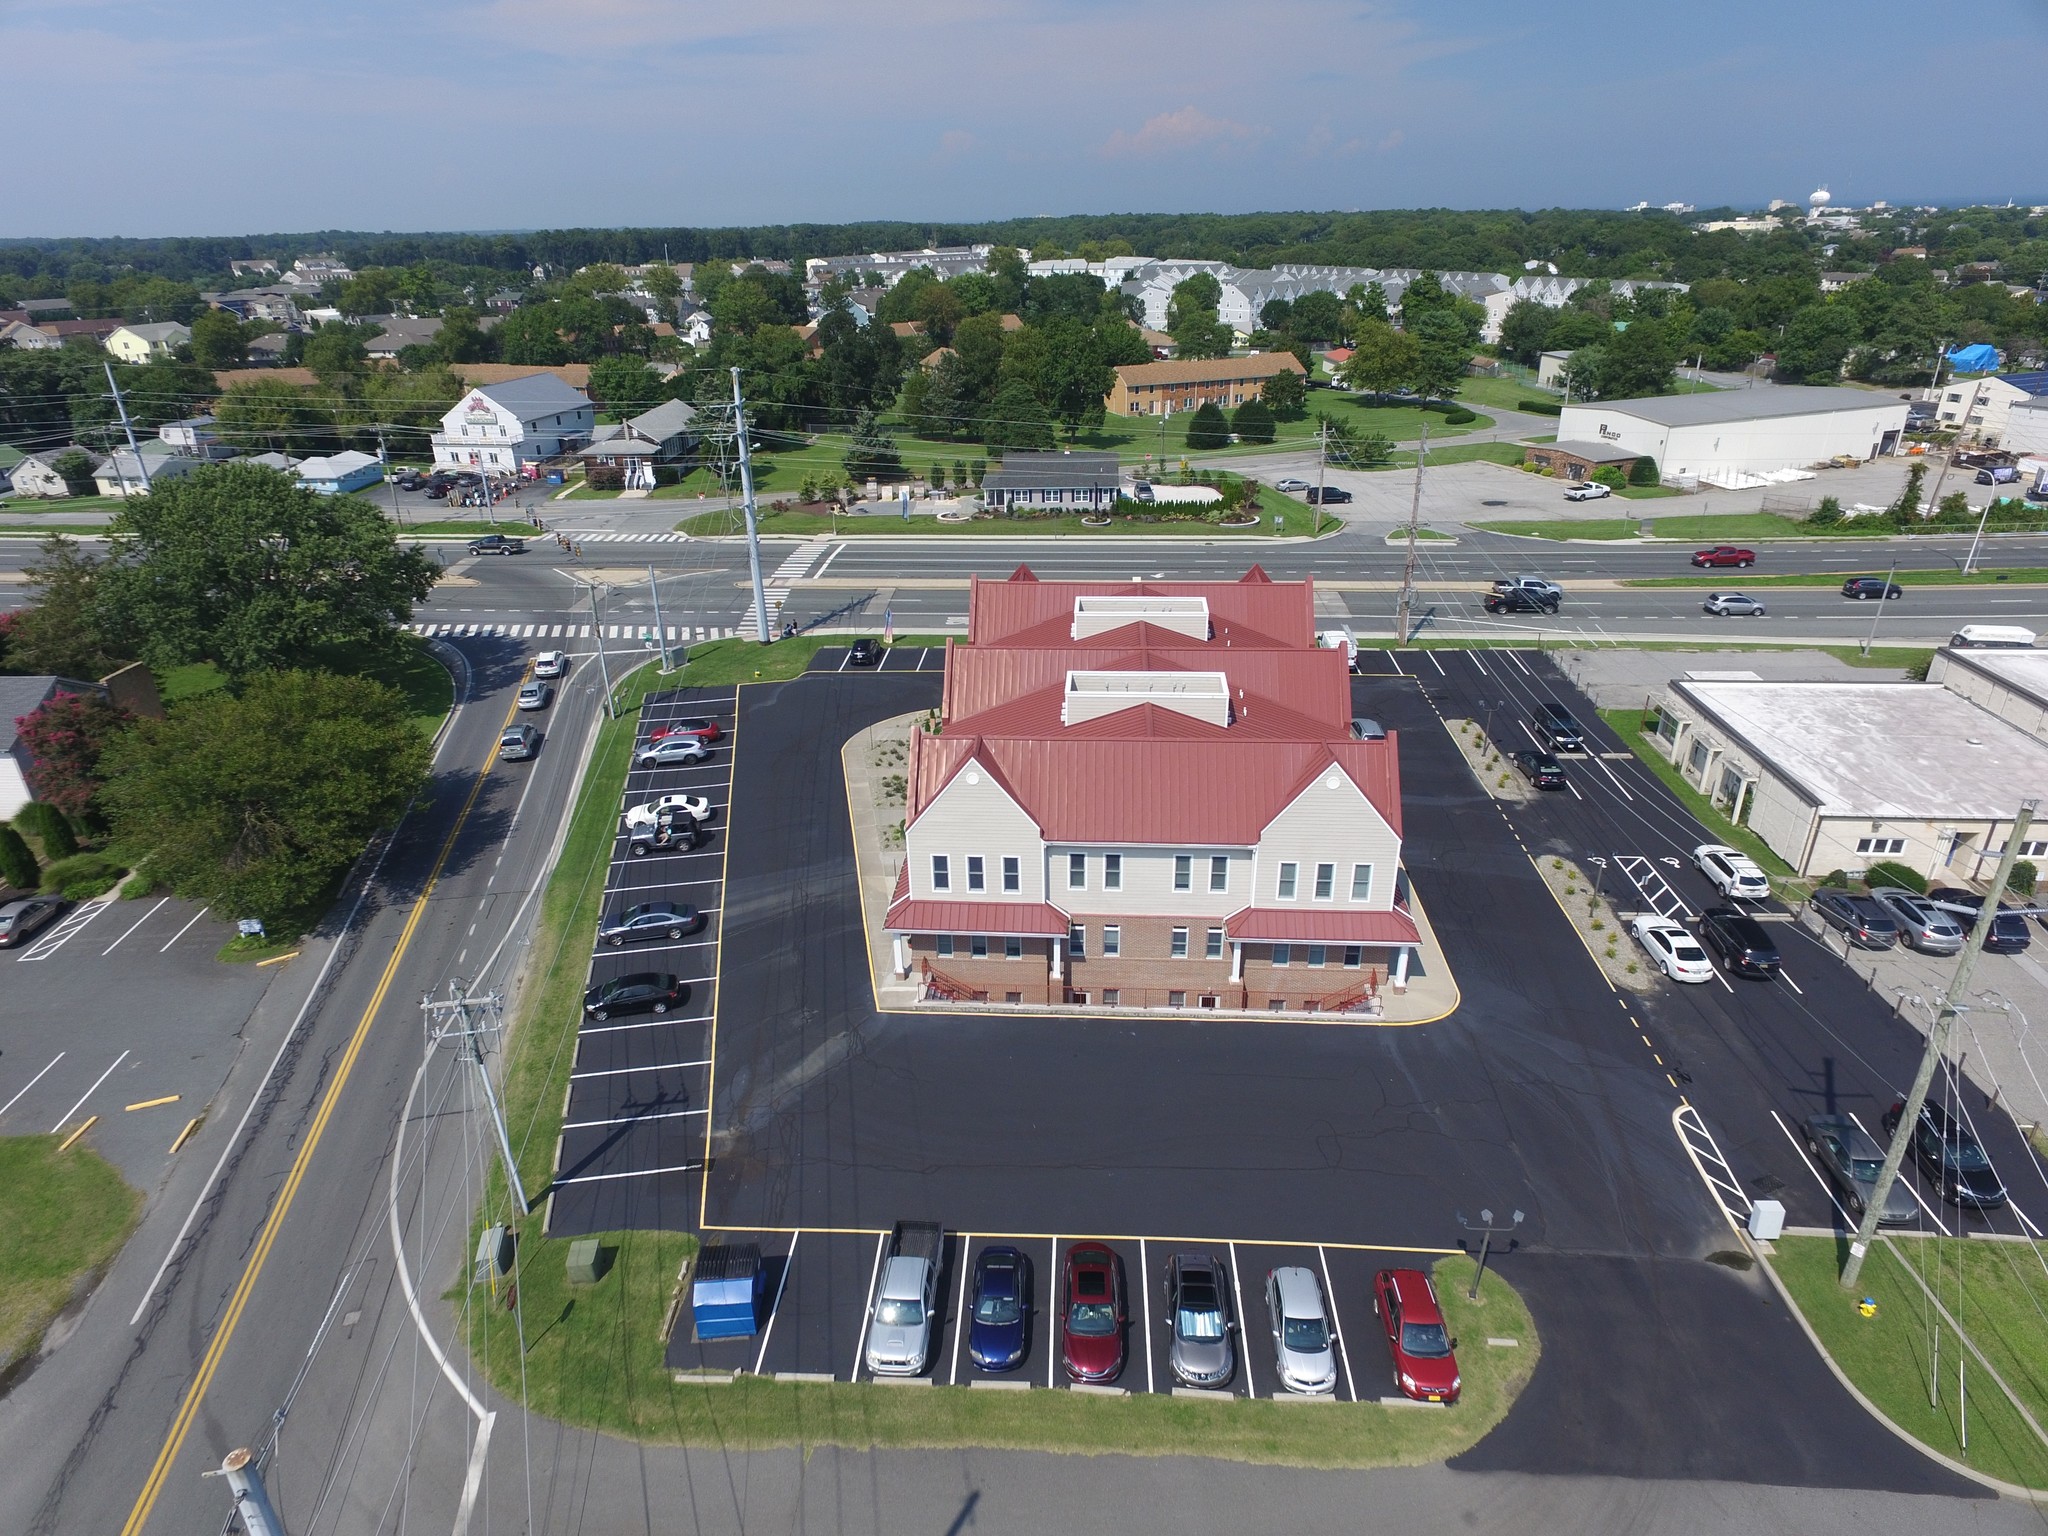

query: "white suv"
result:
(1694, 843), (1770, 900)
(532, 650), (568, 678)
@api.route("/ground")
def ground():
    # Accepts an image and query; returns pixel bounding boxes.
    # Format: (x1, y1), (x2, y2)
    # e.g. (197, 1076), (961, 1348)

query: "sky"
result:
(5, 0), (2044, 239)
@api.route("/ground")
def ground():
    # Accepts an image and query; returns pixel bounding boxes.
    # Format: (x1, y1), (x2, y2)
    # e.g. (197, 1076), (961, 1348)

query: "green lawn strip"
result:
(0, 1136), (140, 1373)
(1387, 442), (1526, 470)
(1596, 707), (1796, 878)
(0, 495), (129, 515)
(1773, 1235), (2048, 1490)
(1454, 375), (1549, 412)
(1626, 569), (2048, 590)
(398, 519), (539, 537)
(1614, 485), (1685, 499)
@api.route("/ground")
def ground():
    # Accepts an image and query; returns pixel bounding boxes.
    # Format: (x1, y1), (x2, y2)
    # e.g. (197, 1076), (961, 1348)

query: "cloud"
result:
(1098, 106), (1265, 159)
(933, 128), (977, 163)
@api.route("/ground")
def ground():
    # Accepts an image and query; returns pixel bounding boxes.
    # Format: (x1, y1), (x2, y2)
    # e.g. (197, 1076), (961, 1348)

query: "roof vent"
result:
(1062, 670), (1230, 727)
(1072, 594), (1210, 642)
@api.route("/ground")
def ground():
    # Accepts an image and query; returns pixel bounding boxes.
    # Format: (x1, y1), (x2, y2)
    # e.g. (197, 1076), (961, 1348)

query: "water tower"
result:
(1808, 187), (1831, 215)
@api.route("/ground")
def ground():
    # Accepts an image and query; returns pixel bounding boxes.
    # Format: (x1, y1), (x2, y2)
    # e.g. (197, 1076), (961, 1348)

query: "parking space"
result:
(803, 645), (946, 674)
(545, 684), (736, 1238)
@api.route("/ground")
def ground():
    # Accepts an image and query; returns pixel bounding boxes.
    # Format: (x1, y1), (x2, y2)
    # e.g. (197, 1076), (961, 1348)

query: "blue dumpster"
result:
(691, 1243), (763, 1340)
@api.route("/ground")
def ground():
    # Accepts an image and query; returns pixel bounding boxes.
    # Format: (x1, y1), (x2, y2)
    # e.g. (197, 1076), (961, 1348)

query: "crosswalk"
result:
(740, 542), (828, 635)
(547, 531), (694, 543)
(408, 621), (744, 640)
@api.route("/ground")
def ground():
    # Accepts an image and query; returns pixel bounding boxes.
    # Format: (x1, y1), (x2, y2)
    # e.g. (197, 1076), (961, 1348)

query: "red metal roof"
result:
(943, 642), (1349, 730)
(883, 896), (1072, 936)
(968, 571), (1316, 648)
(1225, 906), (1420, 945)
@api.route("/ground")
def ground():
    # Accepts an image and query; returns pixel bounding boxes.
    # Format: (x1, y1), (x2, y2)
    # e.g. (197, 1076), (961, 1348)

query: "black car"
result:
(1305, 486), (1352, 504)
(1927, 887), (2032, 954)
(469, 534), (527, 555)
(628, 810), (702, 857)
(1808, 889), (1900, 950)
(582, 972), (685, 1021)
(597, 900), (700, 946)
(0, 895), (66, 949)
(849, 638), (882, 666)
(1483, 589), (1559, 615)
(395, 473), (427, 491)
(1511, 749), (1566, 789)
(1534, 703), (1586, 752)
(1698, 906), (1782, 978)
(1842, 576), (1902, 600)
(424, 482), (451, 499)
(968, 1246), (1032, 1373)
(1882, 1098), (2008, 1208)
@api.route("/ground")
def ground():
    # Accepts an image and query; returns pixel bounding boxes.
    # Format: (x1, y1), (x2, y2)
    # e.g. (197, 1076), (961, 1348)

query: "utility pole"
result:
(203, 1448), (285, 1536)
(1314, 415), (1328, 516)
(378, 428), (405, 528)
(1394, 419), (1429, 645)
(422, 981), (529, 1216)
(1859, 555), (1899, 657)
(646, 564), (673, 672)
(1841, 801), (2036, 1290)
(730, 368), (772, 643)
(587, 580), (616, 718)
(105, 361), (152, 492)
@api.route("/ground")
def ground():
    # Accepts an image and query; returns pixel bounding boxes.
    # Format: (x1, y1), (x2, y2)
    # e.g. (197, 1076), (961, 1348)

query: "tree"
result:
(1232, 398), (1276, 445)
(1628, 455), (1661, 487)
(214, 377), (336, 455)
(1346, 282), (1390, 328)
(1773, 304), (1856, 384)
(12, 800), (78, 859)
(301, 325), (370, 385)
(1286, 290), (1345, 344)
(6, 536), (128, 679)
(1167, 275), (1232, 359)
(94, 464), (440, 677)
(432, 306), (495, 365)
(493, 302), (573, 365)
(190, 308), (249, 369)
(1496, 300), (1555, 365)
(49, 449), (99, 497)
(1889, 460), (1927, 526)
(13, 692), (131, 821)
(1184, 402), (1230, 451)
(1260, 298), (1293, 332)
(642, 264), (683, 311)
(982, 379), (1054, 453)
(1410, 310), (1477, 402)
(98, 669), (432, 928)
(0, 826), (37, 893)
(843, 409), (904, 483)
(1342, 319), (1419, 398)
(1262, 367), (1306, 419)
(588, 356), (665, 417)
(1032, 317), (1114, 437)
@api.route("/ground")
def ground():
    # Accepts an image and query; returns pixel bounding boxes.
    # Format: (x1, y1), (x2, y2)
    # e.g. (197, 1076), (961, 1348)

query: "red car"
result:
(649, 716), (721, 744)
(1059, 1243), (1127, 1383)
(1691, 545), (1756, 569)
(1374, 1268), (1461, 1403)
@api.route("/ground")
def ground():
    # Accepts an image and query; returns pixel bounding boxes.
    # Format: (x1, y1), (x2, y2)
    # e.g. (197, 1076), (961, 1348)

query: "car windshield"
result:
(875, 1298), (923, 1328)
(1282, 1314), (1329, 1352)
(974, 1291), (1020, 1326)
(1068, 1300), (1118, 1335)
(1177, 1304), (1225, 1341)
(1401, 1321), (1452, 1358)
(1850, 1156), (1885, 1181)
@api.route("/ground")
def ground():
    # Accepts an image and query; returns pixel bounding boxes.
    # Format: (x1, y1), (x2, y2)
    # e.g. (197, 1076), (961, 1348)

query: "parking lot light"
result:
(1456, 1208), (1524, 1300)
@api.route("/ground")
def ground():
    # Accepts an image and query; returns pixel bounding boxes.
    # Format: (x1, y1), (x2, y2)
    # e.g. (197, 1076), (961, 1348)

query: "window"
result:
(1168, 990), (1187, 1008)
(1307, 944), (1327, 968)
(1102, 925), (1121, 957)
(1004, 936), (1023, 959)
(1069, 852), (1087, 890)
(970, 935), (988, 959)
(1069, 923), (1085, 959)
(966, 855), (985, 892)
(1687, 740), (1710, 776)
(1103, 853), (1122, 890)
(936, 935), (955, 958)
(1170, 926), (1189, 959)
(2022, 841), (2048, 859)
(1314, 863), (1335, 901)
(1278, 862), (1299, 900)
(1206, 926), (1224, 960)
(1344, 945), (1363, 969)
(1210, 855), (1229, 892)
(1003, 856), (1020, 893)
(1102, 989), (1120, 1006)
(1268, 998), (1287, 1012)
(931, 854), (951, 891)
(1855, 837), (1905, 856)
(1174, 855), (1192, 892)
(1272, 943), (1291, 967)
(1350, 864), (1373, 902)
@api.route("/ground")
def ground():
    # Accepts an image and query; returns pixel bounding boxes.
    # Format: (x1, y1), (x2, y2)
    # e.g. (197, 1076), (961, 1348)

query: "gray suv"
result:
(1868, 887), (1965, 955)
(1162, 1252), (1235, 1389)
(498, 723), (540, 761)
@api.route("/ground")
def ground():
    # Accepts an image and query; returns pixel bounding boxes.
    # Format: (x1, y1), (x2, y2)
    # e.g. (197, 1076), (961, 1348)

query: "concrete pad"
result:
(1170, 1387), (1234, 1401)
(1069, 1383), (1129, 1397)
(774, 1371), (835, 1384)
(969, 1378), (1032, 1390)
(869, 1375), (932, 1387)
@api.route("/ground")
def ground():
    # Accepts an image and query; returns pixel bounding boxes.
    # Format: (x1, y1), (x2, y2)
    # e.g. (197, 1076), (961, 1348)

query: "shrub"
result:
(1517, 399), (1564, 416)
(0, 826), (37, 892)
(586, 463), (625, 491)
(1592, 465), (1628, 490)
(1819, 869), (1851, 889)
(1442, 407), (1477, 425)
(120, 871), (155, 900)
(2009, 860), (2038, 898)
(1806, 495), (1843, 528)
(1905, 652), (1933, 681)
(13, 802), (78, 859)
(1628, 456), (1660, 487)
(1184, 402), (1230, 451)
(1862, 860), (1925, 894)
(1232, 398), (1277, 445)
(40, 852), (125, 900)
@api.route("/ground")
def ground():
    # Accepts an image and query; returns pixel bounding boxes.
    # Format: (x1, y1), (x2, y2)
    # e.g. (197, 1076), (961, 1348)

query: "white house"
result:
(296, 450), (385, 495)
(158, 416), (233, 459)
(0, 677), (105, 823)
(1933, 372), (2048, 445)
(678, 307), (713, 346)
(104, 321), (192, 364)
(1557, 386), (1908, 484)
(430, 373), (594, 474)
(93, 443), (200, 497)
(10, 450), (102, 498)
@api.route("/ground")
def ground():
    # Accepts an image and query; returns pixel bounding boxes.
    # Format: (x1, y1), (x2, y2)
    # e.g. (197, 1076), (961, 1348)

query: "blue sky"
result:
(6, 0), (2043, 237)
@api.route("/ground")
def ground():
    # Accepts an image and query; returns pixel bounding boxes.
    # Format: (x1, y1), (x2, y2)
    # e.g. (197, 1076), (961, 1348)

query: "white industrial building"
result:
(1558, 386), (1909, 485)
(430, 373), (592, 475)
(1932, 372), (2048, 446)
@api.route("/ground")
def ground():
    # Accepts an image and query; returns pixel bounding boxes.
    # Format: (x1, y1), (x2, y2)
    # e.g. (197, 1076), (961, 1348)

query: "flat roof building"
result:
(1558, 386), (1909, 487)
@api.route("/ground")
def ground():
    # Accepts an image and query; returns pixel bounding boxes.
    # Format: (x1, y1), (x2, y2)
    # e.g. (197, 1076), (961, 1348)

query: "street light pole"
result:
(1859, 556), (1899, 657)
(1456, 1208), (1524, 1299)
(730, 368), (771, 643)
(1394, 419), (1429, 646)
(1841, 801), (2036, 1290)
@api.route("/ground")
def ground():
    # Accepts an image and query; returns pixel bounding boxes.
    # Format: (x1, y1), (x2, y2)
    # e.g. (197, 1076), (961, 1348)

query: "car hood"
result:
(1953, 1164), (2008, 1200)
(1278, 1344), (1336, 1390)
(867, 1322), (925, 1365)
(1171, 1335), (1233, 1382)
(1866, 1175), (1923, 1224)
(1401, 1353), (1459, 1395)
(1064, 1330), (1122, 1377)
(969, 1318), (1024, 1364)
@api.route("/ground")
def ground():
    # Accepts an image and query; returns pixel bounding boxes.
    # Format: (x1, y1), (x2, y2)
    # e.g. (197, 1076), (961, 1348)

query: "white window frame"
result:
(1069, 923), (1085, 959)
(1314, 863), (1335, 901)
(936, 934), (955, 958)
(1854, 837), (1905, 856)
(1102, 924), (1121, 958)
(1068, 852), (1087, 890)
(1003, 856), (1021, 892)
(966, 855), (985, 893)
(1277, 862), (1299, 900)
(1205, 926), (1224, 960)
(1210, 855), (1229, 893)
(1103, 853), (1122, 890)
(1350, 863), (1373, 902)
(1170, 926), (1189, 959)
(1174, 855), (1192, 892)
(931, 854), (950, 891)
(1272, 943), (1291, 967)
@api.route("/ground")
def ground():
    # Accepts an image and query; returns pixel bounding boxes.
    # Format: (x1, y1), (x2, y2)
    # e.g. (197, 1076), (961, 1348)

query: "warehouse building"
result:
(1558, 386), (1909, 486)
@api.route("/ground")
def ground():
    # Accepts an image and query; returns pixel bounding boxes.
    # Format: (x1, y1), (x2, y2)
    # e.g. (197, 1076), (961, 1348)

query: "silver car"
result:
(1804, 1114), (1921, 1226)
(1163, 1252), (1235, 1389)
(1265, 1266), (1337, 1395)
(1868, 887), (1966, 955)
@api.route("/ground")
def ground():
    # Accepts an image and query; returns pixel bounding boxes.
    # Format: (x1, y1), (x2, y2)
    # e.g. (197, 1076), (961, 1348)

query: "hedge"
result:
(12, 803), (77, 860)
(1862, 860), (1925, 894)
(1517, 399), (1564, 416)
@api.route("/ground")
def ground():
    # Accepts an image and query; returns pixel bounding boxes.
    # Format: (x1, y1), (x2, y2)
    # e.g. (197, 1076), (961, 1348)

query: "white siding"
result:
(903, 764), (1043, 901)
(1253, 769), (1401, 909)
(1047, 845), (1251, 917)
(0, 758), (30, 820)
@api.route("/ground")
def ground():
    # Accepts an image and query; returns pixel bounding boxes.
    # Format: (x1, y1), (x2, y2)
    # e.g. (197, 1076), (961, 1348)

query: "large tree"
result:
(6, 535), (129, 679)
(13, 691), (130, 820)
(1262, 366), (1307, 419)
(98, 669), (431, 927)
(1408, 310), (1475, 402)
(190, 308), (250, 369)
(214, 377), (336, 454)
(843, 409), (904, 482)
(982, 379), (1054, 453)
(1496, 299), (1555, 365)
(1342, 319), (1420, 398)
(1166, 275), (1232, 359)
(94, 464), (439, 677)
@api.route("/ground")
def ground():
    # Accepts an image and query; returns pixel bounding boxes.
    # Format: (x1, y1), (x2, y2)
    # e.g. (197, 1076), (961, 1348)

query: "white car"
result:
(1629, 914), (1715, 983)
(1273, 477), (1312, 493)
(1564, 481), (1612, 501)
(532, 649), (568, 679)
(624, 793), (711, 829)
(1694, 843), (1770, 900)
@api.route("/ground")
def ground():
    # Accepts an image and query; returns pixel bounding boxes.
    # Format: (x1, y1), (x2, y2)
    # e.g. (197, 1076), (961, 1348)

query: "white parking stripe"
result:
(1048, 1238), (1060, 1389)
(1317, 1245), (1357, 1401)
(551, 1161), (702, 1185)
(50, 1050), (129, 1133)
(159, 905), (211, 952)
(1768, 1108), (1875, 1231)
(753, 1231), (797, 1376)
(1227, 1243), (1254, 1399)
(17, 896), (116, 961)
(950, 1234), (971, 1386)
(854, 1230), (888, 1382)
(568, 1059), (711, 1078)
(0, 1052), (65, 1120)
(560, 1107), (706, 1130)
(573, 1015), (712, 1035)
(1139, 1238), (1154, 1394)
(101, 896), (170, 955)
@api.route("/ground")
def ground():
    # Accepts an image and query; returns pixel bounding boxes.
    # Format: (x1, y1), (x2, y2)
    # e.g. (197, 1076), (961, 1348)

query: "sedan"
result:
(1842, 576), (1902, 600)
(634, 737), (711, 768)
(1374, 1267), (1460, 1403)
(1265, 1265), (1337, 1395)
(468, 534), (526, 555)
(1163, 1252), (1235, 1390)
(1692, 545), (1757, 568)
(1808, 889), (1900, 949)
(651, 716), (722, 744)
(0, 895), (66, 949)
(1803, 1114), (1921, 1226)
(516, 680), (551, 711)
(581, 971), (684, 1021)
(968, 1246), (1032, 1373)
(532, 650), (568, 679)
(1273, 477), (1312, 493)
(624, 793), (712, 828)
(1563, 481), (1611, 501)
(1703, 592), (1767, 617)
(1628, 914), (1714, 983)
(848, 638), (882, 666)
(1060, 1243), (1127, 1383)
(1511, 749), (1565, 789)
(1883, 1098), (2008, 1208)
(1927, 887), (2031, 954)
(597, 901), (700, 946)
(1868, 887), (1966, 955)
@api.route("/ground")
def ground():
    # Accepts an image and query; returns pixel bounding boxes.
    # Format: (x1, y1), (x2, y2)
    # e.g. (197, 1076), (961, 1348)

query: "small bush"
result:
(1862, 860), (1925, 894)
(0, 826), (38, 892)
(1442, 407), (1477, 425)
(1806, 495), (1844, 528)
(1628, 455), (1660, 487)
(2009, 860), (2039, 898)
(1819, 869), (1851, 889)
(40, 852), (125, 900)
(13, 802), (78, 859)
(1517, 399), (1564, 416)
(586, 463), (625, 491)
(1904, 652), (1933, 681)
(1592, 465), (1629, 491)
(119, 871), (154, 900)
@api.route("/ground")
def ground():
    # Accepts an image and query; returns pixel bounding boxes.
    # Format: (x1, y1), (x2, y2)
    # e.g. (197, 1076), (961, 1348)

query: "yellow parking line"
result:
(57, 1116), (97, 1152)
(169, 1117), (203, 1155)
(125, 1095), (180, 1112)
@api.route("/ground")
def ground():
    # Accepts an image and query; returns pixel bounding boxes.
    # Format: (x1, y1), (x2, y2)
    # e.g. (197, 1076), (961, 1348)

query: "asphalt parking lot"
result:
(0, 895), (270, 1188)
(805, 645), (948, 674)
(545, 684), (736, 1238)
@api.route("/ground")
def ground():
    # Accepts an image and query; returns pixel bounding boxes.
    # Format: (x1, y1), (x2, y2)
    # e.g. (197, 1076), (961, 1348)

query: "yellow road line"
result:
(122, 689), (520, 1536)
(125, 1095), (180, 1112)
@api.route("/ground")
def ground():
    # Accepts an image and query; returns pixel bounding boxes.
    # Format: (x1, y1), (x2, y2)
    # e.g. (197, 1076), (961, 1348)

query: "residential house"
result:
(230, 259), (281, 277)
(10, 449), (103, 498)
(1536, 350), (1573, 390)
(93, 442), (200, 497)
(104, 321), (193, 364)
(158, 416), (233, 459)
(805, 246), (993, 291)
(1933, 372), (2048, 445)
(296, 450), (385, 495)
(206, 286), (305, 326)
(362, 316), (444, 360)
(485, 289), (524, 314)
(281, 254), (354, 290)
(678, 307), (713, 346)
(884, 568), (1418, 1011)
(0, 676), (107, 821)
(980, 451), (1121, 513)
(430, 372), (594, 474)
(574, 398), (698, 488)
(15, 298), (74, 320)
(1819, 270), (1873, 293)
(1104, 352), (1307, 417)
(244, 333), (291, 365)
(3, 317), (122, 350)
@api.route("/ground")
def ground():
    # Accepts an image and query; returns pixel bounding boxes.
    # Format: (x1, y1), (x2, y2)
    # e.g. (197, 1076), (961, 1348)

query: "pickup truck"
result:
(863, 1221), (946, 1376)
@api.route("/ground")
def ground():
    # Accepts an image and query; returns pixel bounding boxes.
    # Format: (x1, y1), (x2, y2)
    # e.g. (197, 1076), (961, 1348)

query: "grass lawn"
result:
(398, 519), (536, 537)
(1597, 707), (1796, 879)
(1774, 1235), (2048, 1490)
(155, 634), (453, 737)
(0, 495), (129, 515)
(1626, 567), (2048, 590)
(0, 1136), (140, 1374)
(1615, 485), (1685, 500)
(675, 494), (1337, 541)
(1454, 375), (1553, 413)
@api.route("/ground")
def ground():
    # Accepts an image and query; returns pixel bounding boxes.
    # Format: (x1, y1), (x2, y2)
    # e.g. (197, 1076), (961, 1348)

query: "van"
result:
(1319, 628), (1359, 671)
(1951, 624), (2037, 650)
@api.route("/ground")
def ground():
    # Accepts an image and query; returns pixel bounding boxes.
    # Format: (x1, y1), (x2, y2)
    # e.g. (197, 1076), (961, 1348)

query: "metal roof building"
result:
(1558, 385), (1910, 485)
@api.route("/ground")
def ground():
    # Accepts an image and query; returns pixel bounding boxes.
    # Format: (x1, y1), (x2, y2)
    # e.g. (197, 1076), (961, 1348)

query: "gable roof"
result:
(1111, 351), (1307, 388)
(112, 320), (190, 343)
(464, 371), (591, 420)
(626, 397), (697, 439)
(966, 571), (1316, 649)
(982, 450), (1119, 492)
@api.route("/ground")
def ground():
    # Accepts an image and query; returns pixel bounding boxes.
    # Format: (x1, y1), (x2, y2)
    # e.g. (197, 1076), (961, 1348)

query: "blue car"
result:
(968, 1245), (1031, 1372)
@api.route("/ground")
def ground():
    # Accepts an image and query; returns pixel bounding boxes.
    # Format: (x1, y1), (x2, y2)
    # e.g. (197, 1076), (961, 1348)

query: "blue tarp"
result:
(1947, 344), (2002, 374)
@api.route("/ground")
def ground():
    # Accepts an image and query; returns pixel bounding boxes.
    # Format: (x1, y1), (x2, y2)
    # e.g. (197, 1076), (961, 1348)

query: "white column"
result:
(892, 935), (908, 977)
(1230, 941), (1244, 982)
(1050, 935), (1064, 982)
(1393, 945), (1411, 991)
